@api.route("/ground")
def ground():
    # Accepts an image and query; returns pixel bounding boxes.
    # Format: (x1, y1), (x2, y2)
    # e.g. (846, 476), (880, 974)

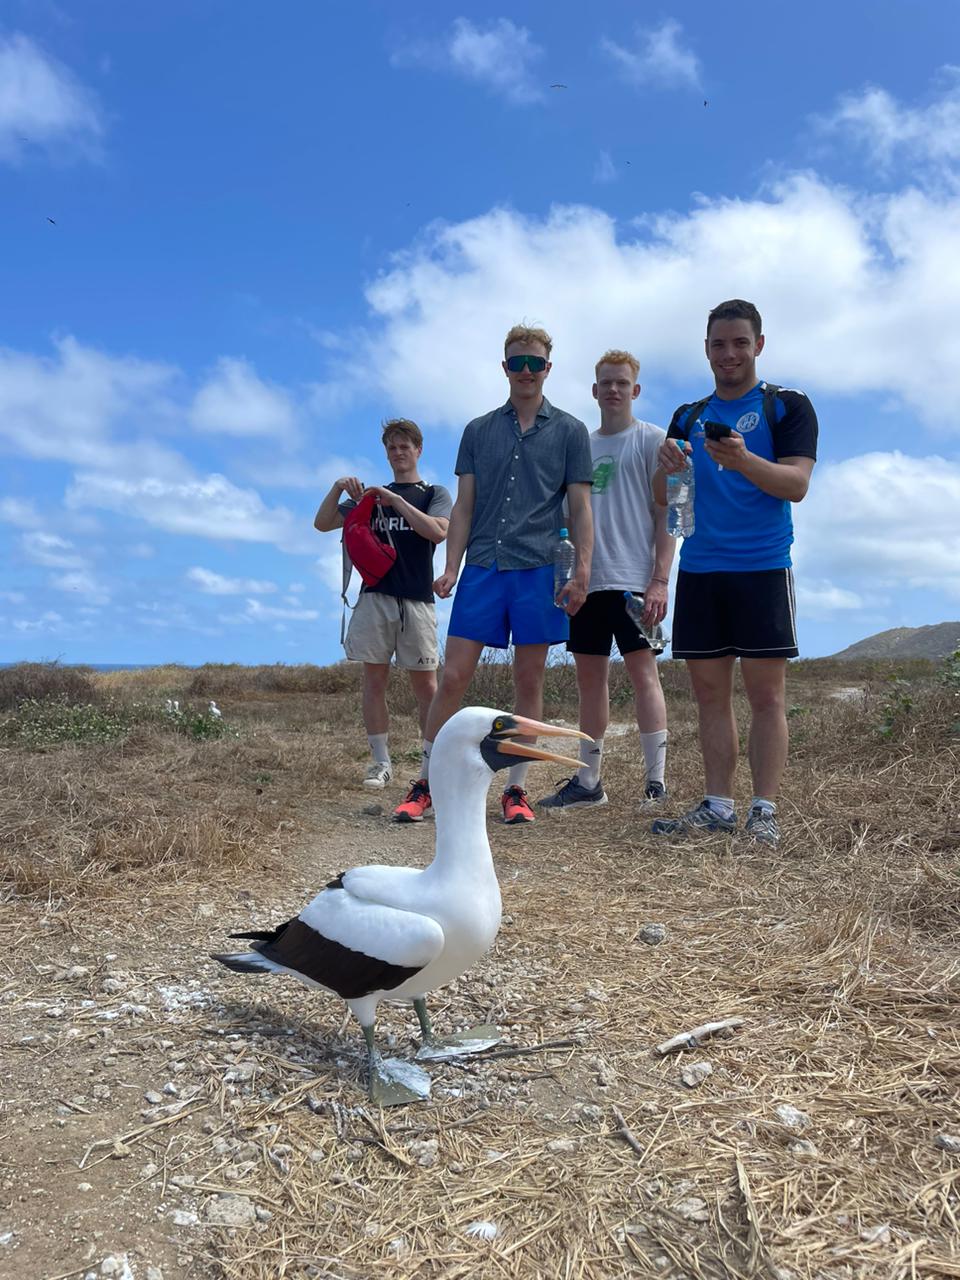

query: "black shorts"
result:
(671, 568), (798, 660)
(567, 589), (652, 657)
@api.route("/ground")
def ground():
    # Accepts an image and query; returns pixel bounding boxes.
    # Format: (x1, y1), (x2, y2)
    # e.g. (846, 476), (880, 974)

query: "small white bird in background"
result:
(208, 701), (222, 718)
(212, 706), (589, 1105)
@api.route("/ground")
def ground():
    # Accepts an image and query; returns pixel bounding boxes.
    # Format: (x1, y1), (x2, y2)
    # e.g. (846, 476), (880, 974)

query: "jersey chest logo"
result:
(736, 412), (760, 433)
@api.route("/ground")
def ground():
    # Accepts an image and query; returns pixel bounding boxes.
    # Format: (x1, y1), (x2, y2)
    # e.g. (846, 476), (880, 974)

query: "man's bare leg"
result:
(407, 669), (438, 738)
(686, 657), (738, 797)
(740, 657), (788, 800)
(423, 636), (484, 744)
(361, 663), (391, 737)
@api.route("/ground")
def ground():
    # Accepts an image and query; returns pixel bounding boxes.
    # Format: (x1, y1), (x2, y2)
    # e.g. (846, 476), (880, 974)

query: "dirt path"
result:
(3, 740), (960, 1280)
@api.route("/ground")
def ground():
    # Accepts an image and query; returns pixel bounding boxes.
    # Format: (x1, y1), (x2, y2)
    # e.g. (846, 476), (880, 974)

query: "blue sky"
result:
(2, 1), (959, 665)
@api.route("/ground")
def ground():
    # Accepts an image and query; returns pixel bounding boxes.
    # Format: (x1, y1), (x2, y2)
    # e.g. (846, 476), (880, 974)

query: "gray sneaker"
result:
(745, 805), (780, 846)
(537, 776), (608, 813)
(651, 800), (737, 837)
(642, 780), (668, 805)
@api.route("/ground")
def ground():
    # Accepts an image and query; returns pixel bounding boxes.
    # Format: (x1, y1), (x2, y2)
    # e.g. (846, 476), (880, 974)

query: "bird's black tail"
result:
(211, 951), (273, 974)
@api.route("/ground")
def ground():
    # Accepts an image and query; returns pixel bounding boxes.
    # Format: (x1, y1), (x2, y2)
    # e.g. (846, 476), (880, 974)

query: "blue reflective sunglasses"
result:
(505, 354), (548, 373)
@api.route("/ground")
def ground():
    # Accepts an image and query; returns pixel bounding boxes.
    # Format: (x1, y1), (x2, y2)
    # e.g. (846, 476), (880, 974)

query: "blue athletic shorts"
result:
(448, 563), (569, 648)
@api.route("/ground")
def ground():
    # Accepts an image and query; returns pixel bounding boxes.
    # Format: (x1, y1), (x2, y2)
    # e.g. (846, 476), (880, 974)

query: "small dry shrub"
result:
(188, 662), (357, 697)
(0, 661), (97, 710)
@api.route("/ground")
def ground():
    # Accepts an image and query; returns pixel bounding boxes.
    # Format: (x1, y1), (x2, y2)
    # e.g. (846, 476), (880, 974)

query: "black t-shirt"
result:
(340, 481), (453, 603)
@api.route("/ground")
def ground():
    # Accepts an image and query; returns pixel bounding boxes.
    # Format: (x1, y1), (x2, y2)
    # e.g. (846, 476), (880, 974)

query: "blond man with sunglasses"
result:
(393, 324), (594, 826)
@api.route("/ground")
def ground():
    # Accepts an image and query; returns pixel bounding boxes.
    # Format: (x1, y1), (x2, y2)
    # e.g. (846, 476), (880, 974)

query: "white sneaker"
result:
(362, 761), (393, 790)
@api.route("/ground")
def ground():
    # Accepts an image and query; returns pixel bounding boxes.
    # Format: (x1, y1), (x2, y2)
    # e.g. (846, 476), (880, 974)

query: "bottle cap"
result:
(559, 527), (569, 538)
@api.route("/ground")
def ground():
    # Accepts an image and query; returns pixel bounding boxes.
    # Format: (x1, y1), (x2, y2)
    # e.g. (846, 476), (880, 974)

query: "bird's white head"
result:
(433, 706), (588, 780)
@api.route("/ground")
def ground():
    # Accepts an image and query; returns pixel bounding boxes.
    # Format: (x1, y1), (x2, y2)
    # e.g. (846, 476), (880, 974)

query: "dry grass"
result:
(2, 655), (959, 1278)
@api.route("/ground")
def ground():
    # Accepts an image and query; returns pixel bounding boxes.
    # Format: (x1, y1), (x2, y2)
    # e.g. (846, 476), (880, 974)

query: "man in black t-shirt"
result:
(314, 419), (452, 797)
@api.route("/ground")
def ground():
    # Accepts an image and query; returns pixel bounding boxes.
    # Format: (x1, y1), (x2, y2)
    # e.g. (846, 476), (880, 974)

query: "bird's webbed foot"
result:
(412, 1000), (502, 1061)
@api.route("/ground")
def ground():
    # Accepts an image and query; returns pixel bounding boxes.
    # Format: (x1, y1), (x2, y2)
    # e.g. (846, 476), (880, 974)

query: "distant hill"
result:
(832, 622), (960, 661)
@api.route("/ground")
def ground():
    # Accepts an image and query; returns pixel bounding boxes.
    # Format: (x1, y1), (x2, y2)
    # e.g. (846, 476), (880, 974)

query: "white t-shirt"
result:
(587, 419), (665, 592)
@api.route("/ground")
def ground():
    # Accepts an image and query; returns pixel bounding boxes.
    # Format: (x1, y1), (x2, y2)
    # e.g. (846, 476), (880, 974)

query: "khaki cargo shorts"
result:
(344, 593), (439, 670)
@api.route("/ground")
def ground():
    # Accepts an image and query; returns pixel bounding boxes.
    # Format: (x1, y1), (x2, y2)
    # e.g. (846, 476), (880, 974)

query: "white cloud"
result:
(361, 178), (960, 430)
(186, 566), (278, 595)
(221, 597), (320, 624)
(20, 530), (86, 569)
(0, 32), (104, 163)
(794, 580), (865, 620)
(820, 69), (960, 171)
(0, 496), (41, 527)
(0, 336), (183, 475)
(0, 590), (26, 604)
(392, 18), (544, 105)
(49, 569), (110, 605)
(601, 21), (701, 92)
(593, 150), (617, 184)
(190, 357), (296, 438)
(13, 609), (63, 633)
(66, 471), (314, 552)
(794, 451), (960, 600)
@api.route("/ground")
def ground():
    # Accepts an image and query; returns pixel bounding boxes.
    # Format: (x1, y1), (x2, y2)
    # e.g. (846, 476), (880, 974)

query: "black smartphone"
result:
(704, 421), (732, 441)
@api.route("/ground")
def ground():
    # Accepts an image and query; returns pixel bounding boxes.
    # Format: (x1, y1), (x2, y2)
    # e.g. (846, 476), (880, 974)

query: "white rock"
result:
(101, 978), (123, 994)
(170, 1209), (199, 1226)
(146, 1269), (164, 1280)
(638, 923), (667, 945)
(680, 1061), (713, 1089)
(408, 1138), (439, 1168)
(788, 1141), (819, 1162)
(363, 1221), (381, 1237)
(546, 1138), (576, 1154)
(674, 1196), (710, 1223)
(787, 1139), (818, 1158)
(934, 1133), (960, 1154)
(203, 1195), (257, 1228)
(77, 1182), (93, 1192)
(143, 1091), (164, 1106)
(774, 1103), (811, 1131)
(579, 1104), (603, 1123)
(162, 1082), (179, 1096)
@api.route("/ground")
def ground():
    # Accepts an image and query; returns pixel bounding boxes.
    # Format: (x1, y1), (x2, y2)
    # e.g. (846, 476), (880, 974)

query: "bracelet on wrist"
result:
(651, 576), (669, 585)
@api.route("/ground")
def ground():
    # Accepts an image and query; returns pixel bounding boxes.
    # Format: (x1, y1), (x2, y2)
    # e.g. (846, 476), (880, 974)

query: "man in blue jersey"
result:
(651, 299), (818, 845)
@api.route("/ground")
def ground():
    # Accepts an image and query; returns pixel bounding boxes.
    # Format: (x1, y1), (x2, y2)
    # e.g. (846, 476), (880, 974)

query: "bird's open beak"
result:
(495, 715), (592, 770)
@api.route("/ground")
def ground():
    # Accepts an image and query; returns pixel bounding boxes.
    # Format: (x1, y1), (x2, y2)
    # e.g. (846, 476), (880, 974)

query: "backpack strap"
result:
(672, 396), (712, 440)
(759, 382), (782, 434)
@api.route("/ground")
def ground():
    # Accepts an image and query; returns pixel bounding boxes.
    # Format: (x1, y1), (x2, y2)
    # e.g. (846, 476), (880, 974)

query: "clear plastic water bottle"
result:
(623, 592), (667, 652)
(666, 441), (695, 538)
(553, 527), (576, 606)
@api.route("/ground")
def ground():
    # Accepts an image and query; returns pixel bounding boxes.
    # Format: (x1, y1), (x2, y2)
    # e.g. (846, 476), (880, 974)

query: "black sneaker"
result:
(642, 780), (668, 805)
(537, 776), (608, 813)
(651, 801), (737, 837)
(745, 805), (780, 846)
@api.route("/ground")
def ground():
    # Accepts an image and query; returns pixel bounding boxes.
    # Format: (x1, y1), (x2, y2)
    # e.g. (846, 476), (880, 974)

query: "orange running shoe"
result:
(501, 784), (535, 824)
(393, 778), (433, 823)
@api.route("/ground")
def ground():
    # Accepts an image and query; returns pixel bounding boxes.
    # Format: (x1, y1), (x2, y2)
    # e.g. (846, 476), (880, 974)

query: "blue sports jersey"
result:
(666, 382), (818, 573)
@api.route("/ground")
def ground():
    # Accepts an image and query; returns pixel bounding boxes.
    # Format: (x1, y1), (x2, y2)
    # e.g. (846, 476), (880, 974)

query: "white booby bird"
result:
(212, 706), (588, 1105)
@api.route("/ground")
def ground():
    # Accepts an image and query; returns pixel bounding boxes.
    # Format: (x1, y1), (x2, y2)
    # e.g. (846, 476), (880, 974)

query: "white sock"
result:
(576, 737), (604, 789)
(420, 740), (433, 782)
(368, 733), (390, 767)
(704, 794), (736, 819)
(507, 760), (531, 791)
(639, 730), (667, 785)
(750, 796), (776, 813)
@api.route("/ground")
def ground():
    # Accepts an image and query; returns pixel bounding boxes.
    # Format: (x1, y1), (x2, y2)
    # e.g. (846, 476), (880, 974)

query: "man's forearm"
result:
(570, 500), (594, 583)
(651, 506), (674, 581)
(314, 483), (344, 531)
(442, 501), (471, 572)
(737, 455), (812, 502)
(652, 467), (667, 507)
(387, 494), (448, 543)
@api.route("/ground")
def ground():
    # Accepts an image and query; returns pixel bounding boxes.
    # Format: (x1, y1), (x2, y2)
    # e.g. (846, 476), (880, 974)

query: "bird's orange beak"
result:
(495, 715), (592, 770)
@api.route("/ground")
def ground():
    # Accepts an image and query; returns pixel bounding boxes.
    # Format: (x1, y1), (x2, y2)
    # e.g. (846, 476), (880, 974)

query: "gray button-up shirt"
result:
(455, 398), (593, 570)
